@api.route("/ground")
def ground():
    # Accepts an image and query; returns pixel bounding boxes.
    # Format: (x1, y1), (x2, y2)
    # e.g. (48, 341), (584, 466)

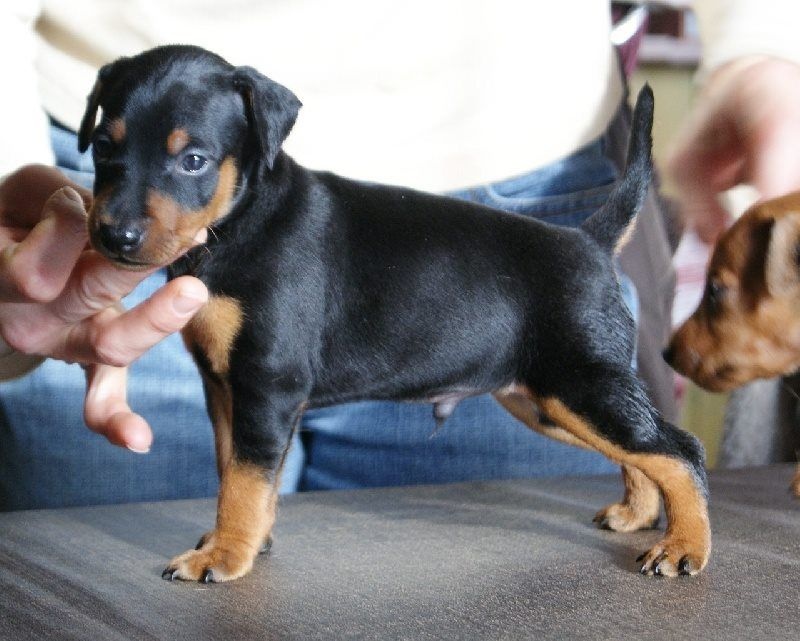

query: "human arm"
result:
(666, 1), (800, 243)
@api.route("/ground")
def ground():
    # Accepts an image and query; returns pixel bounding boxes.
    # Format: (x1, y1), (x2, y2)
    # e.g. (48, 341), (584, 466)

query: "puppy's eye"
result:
(706, 280), (727, 307)
(180, 154), (208, 174)
(92, 135), (113, 160)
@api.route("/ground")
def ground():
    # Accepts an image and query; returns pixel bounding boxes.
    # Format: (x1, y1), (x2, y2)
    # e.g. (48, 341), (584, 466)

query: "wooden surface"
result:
(2, 465), (800, 640)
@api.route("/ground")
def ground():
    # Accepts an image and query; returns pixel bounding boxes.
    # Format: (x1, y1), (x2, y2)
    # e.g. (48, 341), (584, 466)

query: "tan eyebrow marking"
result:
(166, 128), (191, 156)
(109, 118), (126, 143)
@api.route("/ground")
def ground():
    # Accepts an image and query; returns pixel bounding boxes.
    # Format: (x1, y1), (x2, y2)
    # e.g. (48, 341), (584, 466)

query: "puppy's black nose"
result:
(662, 345), (675, 365)
(97, 224), (144, 256)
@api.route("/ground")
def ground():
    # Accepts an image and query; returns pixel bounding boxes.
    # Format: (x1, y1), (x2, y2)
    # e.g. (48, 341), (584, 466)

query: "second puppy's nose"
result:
(98, 224), (144, 256)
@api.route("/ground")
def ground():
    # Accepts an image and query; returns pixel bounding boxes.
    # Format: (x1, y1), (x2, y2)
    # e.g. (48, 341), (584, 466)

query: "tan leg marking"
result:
(182, 295), (244, 377)
(172, 295), (272, 581)
(164, 461), (278, 582)
(495, 390), (662, 533)
(791, 464), (800, 498)
(494, 390), (592, 450)
(539, 397), (710, 576)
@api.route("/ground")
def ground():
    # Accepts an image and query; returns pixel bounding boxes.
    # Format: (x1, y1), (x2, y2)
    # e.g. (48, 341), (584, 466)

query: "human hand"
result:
(667, 57), (800, 244)
(0, 165), (208, 452)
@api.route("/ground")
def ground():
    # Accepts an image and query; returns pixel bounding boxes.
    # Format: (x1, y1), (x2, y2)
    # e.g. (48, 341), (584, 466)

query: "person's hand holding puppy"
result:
(0, 164), (208, 452)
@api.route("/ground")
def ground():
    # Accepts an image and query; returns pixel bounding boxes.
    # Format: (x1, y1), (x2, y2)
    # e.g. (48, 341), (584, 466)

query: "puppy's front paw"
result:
(593, 502), (659, 532)
(636, 537), (709, 577)
(162, 539), (257, 583)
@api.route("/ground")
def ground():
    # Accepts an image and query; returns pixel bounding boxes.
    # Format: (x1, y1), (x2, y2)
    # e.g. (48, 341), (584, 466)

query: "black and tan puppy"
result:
(78, 45), (709, 582)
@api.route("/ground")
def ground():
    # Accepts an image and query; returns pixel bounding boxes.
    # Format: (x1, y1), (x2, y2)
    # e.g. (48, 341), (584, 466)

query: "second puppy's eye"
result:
(180, 154), (208, 174)
(706, 279), (727, 307)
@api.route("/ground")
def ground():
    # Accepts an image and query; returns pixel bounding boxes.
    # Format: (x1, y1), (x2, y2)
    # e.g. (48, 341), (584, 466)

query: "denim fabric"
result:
(0, 125), (631, 509)
(49, 121), (95, 188)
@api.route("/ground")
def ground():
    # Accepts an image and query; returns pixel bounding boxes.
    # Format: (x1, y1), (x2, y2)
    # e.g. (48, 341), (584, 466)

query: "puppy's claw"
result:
(162, 568), (176, 581)
(259, 536), (273, 555)
(678, 556), (695, 575)
(164, 542), (256, 583)
(637, 538), (707, 578)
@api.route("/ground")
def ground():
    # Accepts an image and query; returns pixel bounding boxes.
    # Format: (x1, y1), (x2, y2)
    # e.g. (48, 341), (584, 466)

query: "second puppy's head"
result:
(78, 45), (301, 269)
(665, 192), (800, 391)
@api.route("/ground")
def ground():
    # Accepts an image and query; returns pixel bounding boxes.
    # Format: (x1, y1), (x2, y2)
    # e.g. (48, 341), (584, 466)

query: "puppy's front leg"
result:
(163, 374), (302, 583)
(163, 460), (279, 583)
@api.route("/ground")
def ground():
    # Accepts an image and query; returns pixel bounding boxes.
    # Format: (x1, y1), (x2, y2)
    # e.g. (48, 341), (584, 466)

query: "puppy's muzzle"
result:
(92, 222), (151, 268)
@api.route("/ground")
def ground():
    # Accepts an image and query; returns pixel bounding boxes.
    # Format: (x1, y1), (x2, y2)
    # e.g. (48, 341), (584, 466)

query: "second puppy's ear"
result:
(766, 211), (800, 297)
(233, 66), (301, 171)
(77, 59), (129, 153)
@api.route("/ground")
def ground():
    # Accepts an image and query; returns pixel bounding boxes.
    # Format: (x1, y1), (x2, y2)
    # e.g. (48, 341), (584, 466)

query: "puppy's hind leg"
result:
(495, 391), (661, 532)
(532, 367), (710, 577)
(593, 465), (661, 532)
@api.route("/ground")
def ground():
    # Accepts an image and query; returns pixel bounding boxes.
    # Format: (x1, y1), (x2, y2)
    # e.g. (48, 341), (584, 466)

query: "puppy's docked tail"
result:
(581, 84), (654, 255)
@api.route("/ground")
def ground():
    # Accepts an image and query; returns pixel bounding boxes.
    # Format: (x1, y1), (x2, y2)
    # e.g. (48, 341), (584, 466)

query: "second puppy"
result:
(666, 191), (800, 493)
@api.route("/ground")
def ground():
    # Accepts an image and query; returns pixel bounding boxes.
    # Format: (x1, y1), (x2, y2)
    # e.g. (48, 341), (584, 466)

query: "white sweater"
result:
(2, 0), (792, 193)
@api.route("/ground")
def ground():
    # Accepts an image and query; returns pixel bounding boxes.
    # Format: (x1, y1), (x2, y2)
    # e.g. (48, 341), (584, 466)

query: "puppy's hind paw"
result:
(593, 502), (660, 532)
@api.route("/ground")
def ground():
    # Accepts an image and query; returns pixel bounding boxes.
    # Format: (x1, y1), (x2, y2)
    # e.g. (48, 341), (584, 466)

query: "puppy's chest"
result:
(182, 295), (244, 376)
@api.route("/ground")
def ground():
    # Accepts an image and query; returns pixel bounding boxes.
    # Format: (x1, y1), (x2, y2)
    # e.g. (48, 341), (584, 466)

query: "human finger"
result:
(65, 276), (207, 366)
(83, 363), (153, 452)
(0, 187), (88, 303)
(749, 116), (800, 199)
(0, 165), (92, 228)
(52, 251), (160, 325)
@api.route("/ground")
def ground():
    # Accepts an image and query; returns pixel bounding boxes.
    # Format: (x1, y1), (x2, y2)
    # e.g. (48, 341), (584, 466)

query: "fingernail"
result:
(60, 186), (85, 206)
(127, 445), (150, 454)
(173, 292), (206, 315)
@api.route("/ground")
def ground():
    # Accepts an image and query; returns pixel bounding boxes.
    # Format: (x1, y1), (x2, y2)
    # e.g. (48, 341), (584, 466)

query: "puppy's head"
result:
(79, 45), (301, 269)
(665, 192), (800, 391)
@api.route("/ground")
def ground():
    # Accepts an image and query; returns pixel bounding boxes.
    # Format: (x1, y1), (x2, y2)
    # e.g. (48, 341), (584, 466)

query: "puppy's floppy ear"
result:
(766, 211), (800, 296)
(77, 59), (128, 153)
(233, 66), (302, 171)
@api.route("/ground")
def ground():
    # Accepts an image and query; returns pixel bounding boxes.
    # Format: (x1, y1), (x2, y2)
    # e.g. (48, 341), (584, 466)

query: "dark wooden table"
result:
(2, 465), (800, 640)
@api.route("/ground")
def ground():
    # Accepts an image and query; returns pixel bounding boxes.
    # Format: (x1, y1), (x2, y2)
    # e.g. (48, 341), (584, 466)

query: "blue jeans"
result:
(0, 123), (631, 509)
